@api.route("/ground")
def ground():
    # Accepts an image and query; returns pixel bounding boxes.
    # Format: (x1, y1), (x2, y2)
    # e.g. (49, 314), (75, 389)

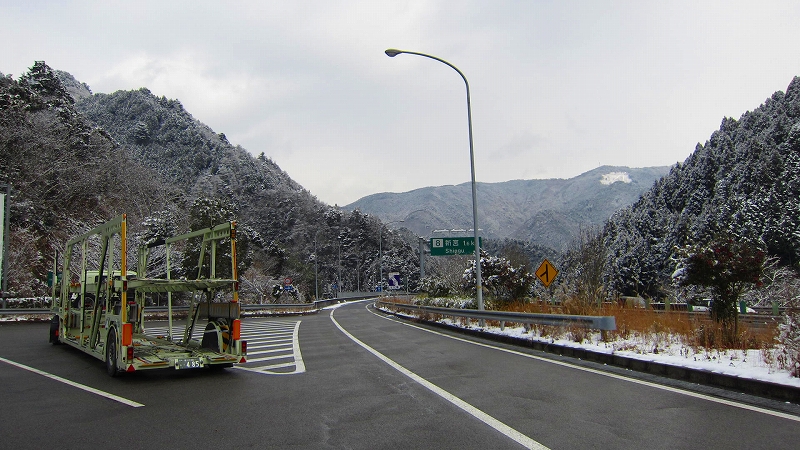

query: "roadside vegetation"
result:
(411, 234), (800, 378)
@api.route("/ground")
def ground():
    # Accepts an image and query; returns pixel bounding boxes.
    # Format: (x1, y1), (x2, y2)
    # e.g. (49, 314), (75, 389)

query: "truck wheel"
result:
(105, 329), (120, 377)
(202, 321), (231, 352)
(202, 321), (221, 351)
(49, 316), (61, 345)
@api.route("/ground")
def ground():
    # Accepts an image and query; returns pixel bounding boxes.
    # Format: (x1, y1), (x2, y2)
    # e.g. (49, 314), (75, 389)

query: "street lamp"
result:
(379, 219), (404, 293)
(313, 234), (319, 301)
(0, 183), (10, 308)
(348, 256), (362, 292)
(385, 49), (484, 314)
(403, 208), (434, 283)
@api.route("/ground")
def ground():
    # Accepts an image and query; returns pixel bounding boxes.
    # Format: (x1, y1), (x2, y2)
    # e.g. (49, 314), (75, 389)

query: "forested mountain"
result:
(346, 166), (670, 251)
(598, 76), (800, 299)
(0, 63), (177, 295)
(7, 61), (798, 306)
(0, 62), (418, 299)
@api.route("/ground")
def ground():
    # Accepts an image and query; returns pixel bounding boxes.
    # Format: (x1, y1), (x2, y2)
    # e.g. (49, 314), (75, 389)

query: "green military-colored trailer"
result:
(49, 214), (247, 376)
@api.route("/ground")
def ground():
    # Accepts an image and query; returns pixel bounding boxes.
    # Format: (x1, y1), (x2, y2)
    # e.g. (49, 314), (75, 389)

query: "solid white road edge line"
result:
(291, 320), (306, 373)
(330, 308), (549, 450)
(368, 304), (800, 423)
(0, 356), (144, 407)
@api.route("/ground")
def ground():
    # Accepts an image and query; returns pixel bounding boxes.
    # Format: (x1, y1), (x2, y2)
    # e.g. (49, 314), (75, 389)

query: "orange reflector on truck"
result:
(122, 323), (133, 346)
(232, 319), (241, 341)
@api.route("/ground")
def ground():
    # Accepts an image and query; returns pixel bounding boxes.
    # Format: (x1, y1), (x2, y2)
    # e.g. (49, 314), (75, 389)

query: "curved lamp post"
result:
(384, 49), (484, 314)
(313, 233), (319, 301)
(404, 208), (434, 282)
(0, 183), (9, 308)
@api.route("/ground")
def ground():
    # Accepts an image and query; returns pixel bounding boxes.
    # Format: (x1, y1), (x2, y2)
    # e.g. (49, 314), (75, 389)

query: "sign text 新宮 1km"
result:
(429, 237), (482, 256)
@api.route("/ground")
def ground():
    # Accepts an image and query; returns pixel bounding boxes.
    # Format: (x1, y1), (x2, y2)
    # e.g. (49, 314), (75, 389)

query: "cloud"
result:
(3, 0), (800, 206)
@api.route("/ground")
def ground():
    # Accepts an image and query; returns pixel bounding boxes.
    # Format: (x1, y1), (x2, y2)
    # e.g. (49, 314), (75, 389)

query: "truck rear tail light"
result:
(122, 323), (133, 346)
(232, 319), (241, 341)
(127, 346), (134, 362)
(241, 340), (247, 354)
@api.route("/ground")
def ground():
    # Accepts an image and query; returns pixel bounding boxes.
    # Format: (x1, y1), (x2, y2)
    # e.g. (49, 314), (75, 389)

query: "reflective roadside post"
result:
(384, 49), (484, 316)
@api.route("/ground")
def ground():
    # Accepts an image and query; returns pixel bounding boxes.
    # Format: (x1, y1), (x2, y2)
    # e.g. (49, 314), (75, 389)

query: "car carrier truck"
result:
(49, 214), (247, 376)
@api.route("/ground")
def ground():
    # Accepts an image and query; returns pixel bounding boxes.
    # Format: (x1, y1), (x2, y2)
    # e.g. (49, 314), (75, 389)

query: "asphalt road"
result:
(1, 300), (798, 449)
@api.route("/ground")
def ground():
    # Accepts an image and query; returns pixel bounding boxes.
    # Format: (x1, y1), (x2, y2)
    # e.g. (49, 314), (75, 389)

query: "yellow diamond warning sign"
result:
(535, 259), (558, 287)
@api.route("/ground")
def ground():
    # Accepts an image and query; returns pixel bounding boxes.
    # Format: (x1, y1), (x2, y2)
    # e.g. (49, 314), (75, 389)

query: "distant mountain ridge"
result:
(344, 165), (670, 251)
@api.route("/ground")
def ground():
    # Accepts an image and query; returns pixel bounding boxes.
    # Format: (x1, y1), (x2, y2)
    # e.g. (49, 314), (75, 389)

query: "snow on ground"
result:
(434, 316), (800, 389)
(0, 315), (50, 323)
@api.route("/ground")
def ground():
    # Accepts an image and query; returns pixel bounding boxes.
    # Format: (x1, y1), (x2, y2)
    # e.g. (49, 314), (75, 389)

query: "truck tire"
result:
(49, 316), (61, 344)
(105, 328), (120, 377)
(202, 320), (231, 352)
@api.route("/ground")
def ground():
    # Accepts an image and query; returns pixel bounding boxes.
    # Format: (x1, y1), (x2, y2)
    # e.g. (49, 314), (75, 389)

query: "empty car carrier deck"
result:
(49, 214), (247, 376)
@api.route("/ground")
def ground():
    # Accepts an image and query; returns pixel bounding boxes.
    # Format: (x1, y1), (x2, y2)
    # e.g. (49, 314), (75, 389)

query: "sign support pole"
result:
(0, 183), (10, 308)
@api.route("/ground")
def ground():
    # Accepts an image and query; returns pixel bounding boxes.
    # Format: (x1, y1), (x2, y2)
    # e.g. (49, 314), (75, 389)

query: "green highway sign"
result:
(429, 237), (482, 256)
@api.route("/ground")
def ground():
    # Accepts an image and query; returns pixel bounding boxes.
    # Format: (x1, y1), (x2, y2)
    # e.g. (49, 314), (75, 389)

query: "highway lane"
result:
(332, 301), (800, 449)
(1, 301), (798, 449)
(0, 308), (521, 449)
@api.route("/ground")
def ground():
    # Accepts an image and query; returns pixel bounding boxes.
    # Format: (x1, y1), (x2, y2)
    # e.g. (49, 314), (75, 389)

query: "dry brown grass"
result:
(500, 299), (777, 351)
(384, 296), (413, 305)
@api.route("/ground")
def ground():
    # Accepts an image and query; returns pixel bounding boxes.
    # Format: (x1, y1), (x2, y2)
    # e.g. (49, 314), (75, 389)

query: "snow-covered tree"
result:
(674, 236), (765, 338)
(463, 250), (534, 304)
(602, 76), (800, 300)
(778, 295), (800, 377)
(559, 226), (606, 305)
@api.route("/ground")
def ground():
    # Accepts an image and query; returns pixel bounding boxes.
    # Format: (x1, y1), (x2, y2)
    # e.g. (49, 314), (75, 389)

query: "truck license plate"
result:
(176, 358), (203, 370)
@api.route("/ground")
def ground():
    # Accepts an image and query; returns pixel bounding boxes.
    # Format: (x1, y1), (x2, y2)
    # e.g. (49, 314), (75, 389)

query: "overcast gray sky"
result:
(3, 1), (800, 206)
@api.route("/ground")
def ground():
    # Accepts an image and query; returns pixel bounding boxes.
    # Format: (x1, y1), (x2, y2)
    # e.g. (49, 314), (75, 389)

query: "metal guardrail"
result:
(0, 308), (52, 315)
(0, 295), (382, 317)
(375, 300), (617, 331)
